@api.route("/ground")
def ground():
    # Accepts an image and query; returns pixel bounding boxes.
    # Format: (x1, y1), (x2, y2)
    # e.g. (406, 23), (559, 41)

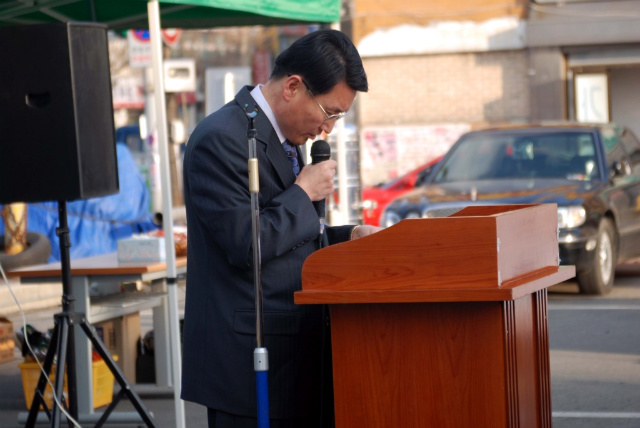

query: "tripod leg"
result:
(24, 315), (72, 428)
(50, 316), (71, 428)
(25, 322), (60, 428)
(79, 319), (157, 428)
(93, 389), (126, 428)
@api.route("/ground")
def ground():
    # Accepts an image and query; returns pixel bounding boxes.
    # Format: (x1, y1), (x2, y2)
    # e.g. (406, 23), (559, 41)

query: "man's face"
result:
(281, 77), (357, 145)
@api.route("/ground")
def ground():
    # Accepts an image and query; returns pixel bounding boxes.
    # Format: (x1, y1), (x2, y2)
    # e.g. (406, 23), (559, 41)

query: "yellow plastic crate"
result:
(19, 356), (117, 410)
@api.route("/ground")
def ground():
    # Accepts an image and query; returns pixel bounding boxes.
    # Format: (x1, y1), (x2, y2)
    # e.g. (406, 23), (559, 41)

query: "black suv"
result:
(381, 123), (640, 295)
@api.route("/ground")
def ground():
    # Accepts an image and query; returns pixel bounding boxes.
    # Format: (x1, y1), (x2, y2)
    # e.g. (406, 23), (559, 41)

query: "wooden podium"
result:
(295, 204), (575, 428)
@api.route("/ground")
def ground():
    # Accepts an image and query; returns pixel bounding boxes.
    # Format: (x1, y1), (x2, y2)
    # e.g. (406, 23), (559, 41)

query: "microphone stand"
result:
(245, 104), (270, 428)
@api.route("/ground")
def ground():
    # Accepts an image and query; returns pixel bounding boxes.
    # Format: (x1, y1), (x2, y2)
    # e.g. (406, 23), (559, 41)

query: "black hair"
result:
(270, 29), (368, 95)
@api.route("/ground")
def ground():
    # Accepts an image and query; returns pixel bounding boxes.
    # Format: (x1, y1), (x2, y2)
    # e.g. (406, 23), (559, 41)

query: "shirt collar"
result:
(250, 85), (286, 144)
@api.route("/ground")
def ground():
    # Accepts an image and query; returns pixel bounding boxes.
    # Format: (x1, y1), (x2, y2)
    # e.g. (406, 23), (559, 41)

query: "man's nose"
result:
(321, 120), (336, 135)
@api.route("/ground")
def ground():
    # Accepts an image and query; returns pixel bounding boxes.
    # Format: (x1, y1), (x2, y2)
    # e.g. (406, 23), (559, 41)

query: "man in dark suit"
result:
(181, 29), (380, 428)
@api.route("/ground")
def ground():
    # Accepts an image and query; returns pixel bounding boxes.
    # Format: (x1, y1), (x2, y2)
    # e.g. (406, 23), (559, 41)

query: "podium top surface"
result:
(296, 204), (575, 304)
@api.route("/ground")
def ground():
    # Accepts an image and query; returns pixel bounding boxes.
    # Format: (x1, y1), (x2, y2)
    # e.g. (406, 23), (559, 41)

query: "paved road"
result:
(548, 265), (640, 428)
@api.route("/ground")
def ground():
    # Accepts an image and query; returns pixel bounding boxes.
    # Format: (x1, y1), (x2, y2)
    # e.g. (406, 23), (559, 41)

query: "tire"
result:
(576, 218), (617, 295)
(0, 232), (51, 271)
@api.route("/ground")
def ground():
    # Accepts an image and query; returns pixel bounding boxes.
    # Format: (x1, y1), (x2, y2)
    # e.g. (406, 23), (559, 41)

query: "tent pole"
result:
(148, 2), (186, 428)
(330, 22), (350, 226)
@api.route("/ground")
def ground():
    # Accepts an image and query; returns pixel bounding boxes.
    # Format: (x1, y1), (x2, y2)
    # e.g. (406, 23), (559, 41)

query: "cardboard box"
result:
(117, 236), (165, 262)
(0, 317), (15, 363)
(94, 313), (141, 383)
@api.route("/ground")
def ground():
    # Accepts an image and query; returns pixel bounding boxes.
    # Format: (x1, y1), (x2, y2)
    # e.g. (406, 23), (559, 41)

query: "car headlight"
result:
(381, 211), (402, 228)
(406, 211), (421, 219)
(557, 206), (586, 229)
(361, 199), (377, 210)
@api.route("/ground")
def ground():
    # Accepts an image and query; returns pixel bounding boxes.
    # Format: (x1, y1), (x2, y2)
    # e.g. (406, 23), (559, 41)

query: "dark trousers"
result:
(208, 308), (335, 428)
(207, 408), (322, 428)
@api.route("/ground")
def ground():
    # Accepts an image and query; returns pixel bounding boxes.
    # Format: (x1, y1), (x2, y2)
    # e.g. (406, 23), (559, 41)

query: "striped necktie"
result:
(282, 140), (300, 176)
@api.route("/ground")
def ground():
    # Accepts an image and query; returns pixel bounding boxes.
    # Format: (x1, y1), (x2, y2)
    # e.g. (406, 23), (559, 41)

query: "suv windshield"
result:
(433, 131), (600, 183)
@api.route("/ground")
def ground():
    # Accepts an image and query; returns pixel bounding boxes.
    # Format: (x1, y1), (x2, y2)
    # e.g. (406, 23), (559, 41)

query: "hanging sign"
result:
(128, 30), (152, 68)
(162, 29), (182, 47)
(127, 29), (183, 68)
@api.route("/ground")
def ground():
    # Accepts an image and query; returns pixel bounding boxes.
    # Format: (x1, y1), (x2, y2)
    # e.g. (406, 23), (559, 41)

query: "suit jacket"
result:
(181, 86), (352, 419)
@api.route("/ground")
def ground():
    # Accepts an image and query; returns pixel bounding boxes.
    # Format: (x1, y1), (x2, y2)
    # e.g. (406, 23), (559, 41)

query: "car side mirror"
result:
(609, 160), (629, 180)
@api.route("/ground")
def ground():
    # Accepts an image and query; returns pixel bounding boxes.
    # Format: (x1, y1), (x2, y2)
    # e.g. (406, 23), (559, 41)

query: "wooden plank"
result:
(6, 252), (187, 278)
(295, 266), (574, 304)
(331, 302), (510, 428)
(496, 205), (558, 284)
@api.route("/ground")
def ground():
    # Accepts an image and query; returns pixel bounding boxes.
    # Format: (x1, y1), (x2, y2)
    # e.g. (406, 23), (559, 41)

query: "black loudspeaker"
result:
(0, 22), (119, 204)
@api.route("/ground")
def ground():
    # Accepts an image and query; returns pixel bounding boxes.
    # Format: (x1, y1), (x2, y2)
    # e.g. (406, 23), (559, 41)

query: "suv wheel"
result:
(576, 218), (617, 295)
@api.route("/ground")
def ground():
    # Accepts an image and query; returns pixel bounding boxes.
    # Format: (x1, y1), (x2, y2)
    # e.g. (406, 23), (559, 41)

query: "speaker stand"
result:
(24, 201), (157, 428)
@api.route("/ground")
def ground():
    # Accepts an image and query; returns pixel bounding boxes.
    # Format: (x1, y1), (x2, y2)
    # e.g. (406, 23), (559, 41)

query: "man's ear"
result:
(283, 75), (302, 102)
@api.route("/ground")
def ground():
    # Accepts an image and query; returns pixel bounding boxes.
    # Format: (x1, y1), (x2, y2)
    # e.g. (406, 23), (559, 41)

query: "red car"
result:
(361, 157), (442, 226)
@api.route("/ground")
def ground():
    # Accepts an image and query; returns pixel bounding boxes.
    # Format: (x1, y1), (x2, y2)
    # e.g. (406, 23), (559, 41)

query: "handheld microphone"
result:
(310, 140), (331, 236)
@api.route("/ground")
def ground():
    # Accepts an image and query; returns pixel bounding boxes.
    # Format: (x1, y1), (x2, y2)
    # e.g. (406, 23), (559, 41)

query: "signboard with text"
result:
(127, 29), (183, 68)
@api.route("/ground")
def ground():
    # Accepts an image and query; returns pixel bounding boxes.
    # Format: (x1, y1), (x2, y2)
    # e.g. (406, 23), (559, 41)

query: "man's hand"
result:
(351, 225), (383, 240)
(295, 160), (337, 201)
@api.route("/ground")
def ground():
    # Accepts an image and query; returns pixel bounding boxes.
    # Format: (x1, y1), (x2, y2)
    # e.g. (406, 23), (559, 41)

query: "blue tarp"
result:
(0, 143), (157, 262)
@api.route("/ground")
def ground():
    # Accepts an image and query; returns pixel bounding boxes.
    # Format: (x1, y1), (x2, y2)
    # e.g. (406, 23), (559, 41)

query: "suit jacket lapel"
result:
(235, 86), (297, 187)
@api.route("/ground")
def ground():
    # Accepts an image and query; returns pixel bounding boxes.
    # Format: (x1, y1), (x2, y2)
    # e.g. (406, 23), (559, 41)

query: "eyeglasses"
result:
(300, 78), (348, 124)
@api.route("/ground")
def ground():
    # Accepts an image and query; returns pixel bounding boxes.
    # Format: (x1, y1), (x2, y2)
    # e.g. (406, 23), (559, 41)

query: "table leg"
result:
(71, 275), (93, 415)
(151, 281), (171, 387)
